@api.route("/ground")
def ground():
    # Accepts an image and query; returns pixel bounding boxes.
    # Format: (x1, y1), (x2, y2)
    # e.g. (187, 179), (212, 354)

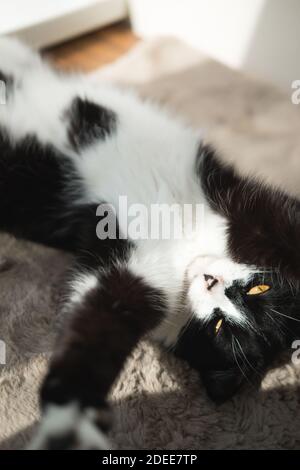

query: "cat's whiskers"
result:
(231, 336), (254, 388)
(234, 336), (262, 378)
(264, 309), (287, 336)
(243, 317), (267, 341)
(270, 307), (300, 323)
(174, 313), (195, 343)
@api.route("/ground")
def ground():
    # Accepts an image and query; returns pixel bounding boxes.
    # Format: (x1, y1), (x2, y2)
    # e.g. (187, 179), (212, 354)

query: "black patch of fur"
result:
(198, 144), (300, 282)
(0, 127), (84, 250)
(74, 202), (134, 271)
(173, 318), (245, 403)
(67, 97), (117, 151)
(47, 431), (77, 450)
(41, 267), (166, 408)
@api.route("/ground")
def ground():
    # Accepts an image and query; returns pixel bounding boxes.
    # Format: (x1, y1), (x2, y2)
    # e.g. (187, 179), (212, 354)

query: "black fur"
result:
(198, 144), (300, 281)
(173, 318), (245, 402)
(0, 127), (82, 250)
(67, 97), (117, 151)
(73, 203), (134, 271)
(47, 432), (77, 450)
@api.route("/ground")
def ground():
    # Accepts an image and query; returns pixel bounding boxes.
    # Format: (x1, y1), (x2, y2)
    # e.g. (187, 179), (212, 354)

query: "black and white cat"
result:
(0, 38), (300, 449)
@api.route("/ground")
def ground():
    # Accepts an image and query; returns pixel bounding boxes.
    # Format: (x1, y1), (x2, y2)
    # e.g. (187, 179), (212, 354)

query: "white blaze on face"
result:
(187, 256), (254, 325)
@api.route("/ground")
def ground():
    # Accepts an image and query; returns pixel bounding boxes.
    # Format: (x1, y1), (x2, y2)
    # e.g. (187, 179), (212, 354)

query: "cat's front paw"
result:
(28, 402), (112, 450)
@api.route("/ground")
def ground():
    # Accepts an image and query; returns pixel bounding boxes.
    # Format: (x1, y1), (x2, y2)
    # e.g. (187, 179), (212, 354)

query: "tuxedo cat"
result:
(0, 38), (300, 449)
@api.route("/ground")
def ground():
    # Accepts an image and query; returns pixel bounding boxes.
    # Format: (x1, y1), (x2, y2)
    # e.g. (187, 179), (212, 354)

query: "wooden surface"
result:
(44, 21), (139, 72)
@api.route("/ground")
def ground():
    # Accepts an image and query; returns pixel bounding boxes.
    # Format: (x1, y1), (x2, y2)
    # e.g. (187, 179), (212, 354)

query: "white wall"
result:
(128, 0), (300, 92)
(0, 0), (127, 48)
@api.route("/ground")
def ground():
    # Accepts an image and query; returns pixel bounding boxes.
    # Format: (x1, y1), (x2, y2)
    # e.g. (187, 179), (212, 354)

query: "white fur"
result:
(69, 272), (99, 306)
(0, 37), (41, 75)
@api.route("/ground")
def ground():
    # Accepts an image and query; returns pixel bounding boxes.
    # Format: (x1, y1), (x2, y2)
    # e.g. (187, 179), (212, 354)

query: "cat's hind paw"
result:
(28, 402), (112, 450)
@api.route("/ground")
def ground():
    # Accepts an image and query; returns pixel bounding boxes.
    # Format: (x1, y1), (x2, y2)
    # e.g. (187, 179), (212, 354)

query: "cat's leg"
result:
(29, 260), (166, 449)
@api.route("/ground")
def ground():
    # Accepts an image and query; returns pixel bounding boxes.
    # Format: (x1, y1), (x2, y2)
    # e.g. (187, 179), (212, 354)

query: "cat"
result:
(0, 38), (300, 449)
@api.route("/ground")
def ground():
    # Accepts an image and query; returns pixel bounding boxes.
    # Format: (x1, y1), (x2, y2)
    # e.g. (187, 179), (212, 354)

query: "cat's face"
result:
(174, 255), (300, 402)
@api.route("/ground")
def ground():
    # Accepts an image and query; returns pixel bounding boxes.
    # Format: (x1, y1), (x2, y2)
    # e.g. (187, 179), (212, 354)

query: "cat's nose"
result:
(204, 274), (222, 291)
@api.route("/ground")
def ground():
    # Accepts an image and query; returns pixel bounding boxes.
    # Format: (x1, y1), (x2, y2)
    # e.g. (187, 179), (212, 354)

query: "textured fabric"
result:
(1, 38), (300, 450)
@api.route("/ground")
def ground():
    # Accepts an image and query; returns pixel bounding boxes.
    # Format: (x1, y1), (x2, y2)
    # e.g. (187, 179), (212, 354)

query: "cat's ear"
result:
(201, 368), (244, 403)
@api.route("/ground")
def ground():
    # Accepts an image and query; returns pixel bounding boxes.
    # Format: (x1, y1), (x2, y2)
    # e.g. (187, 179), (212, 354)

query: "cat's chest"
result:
(75, 129), (200, 212)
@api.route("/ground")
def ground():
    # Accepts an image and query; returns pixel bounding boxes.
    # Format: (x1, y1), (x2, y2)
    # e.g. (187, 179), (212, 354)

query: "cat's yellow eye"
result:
(215, 318), (223, 334)
(246, 285), (271, 296)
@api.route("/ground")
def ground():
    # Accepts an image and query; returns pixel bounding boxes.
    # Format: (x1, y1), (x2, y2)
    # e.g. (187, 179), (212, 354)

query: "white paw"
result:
(28, 402), (112, 450)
